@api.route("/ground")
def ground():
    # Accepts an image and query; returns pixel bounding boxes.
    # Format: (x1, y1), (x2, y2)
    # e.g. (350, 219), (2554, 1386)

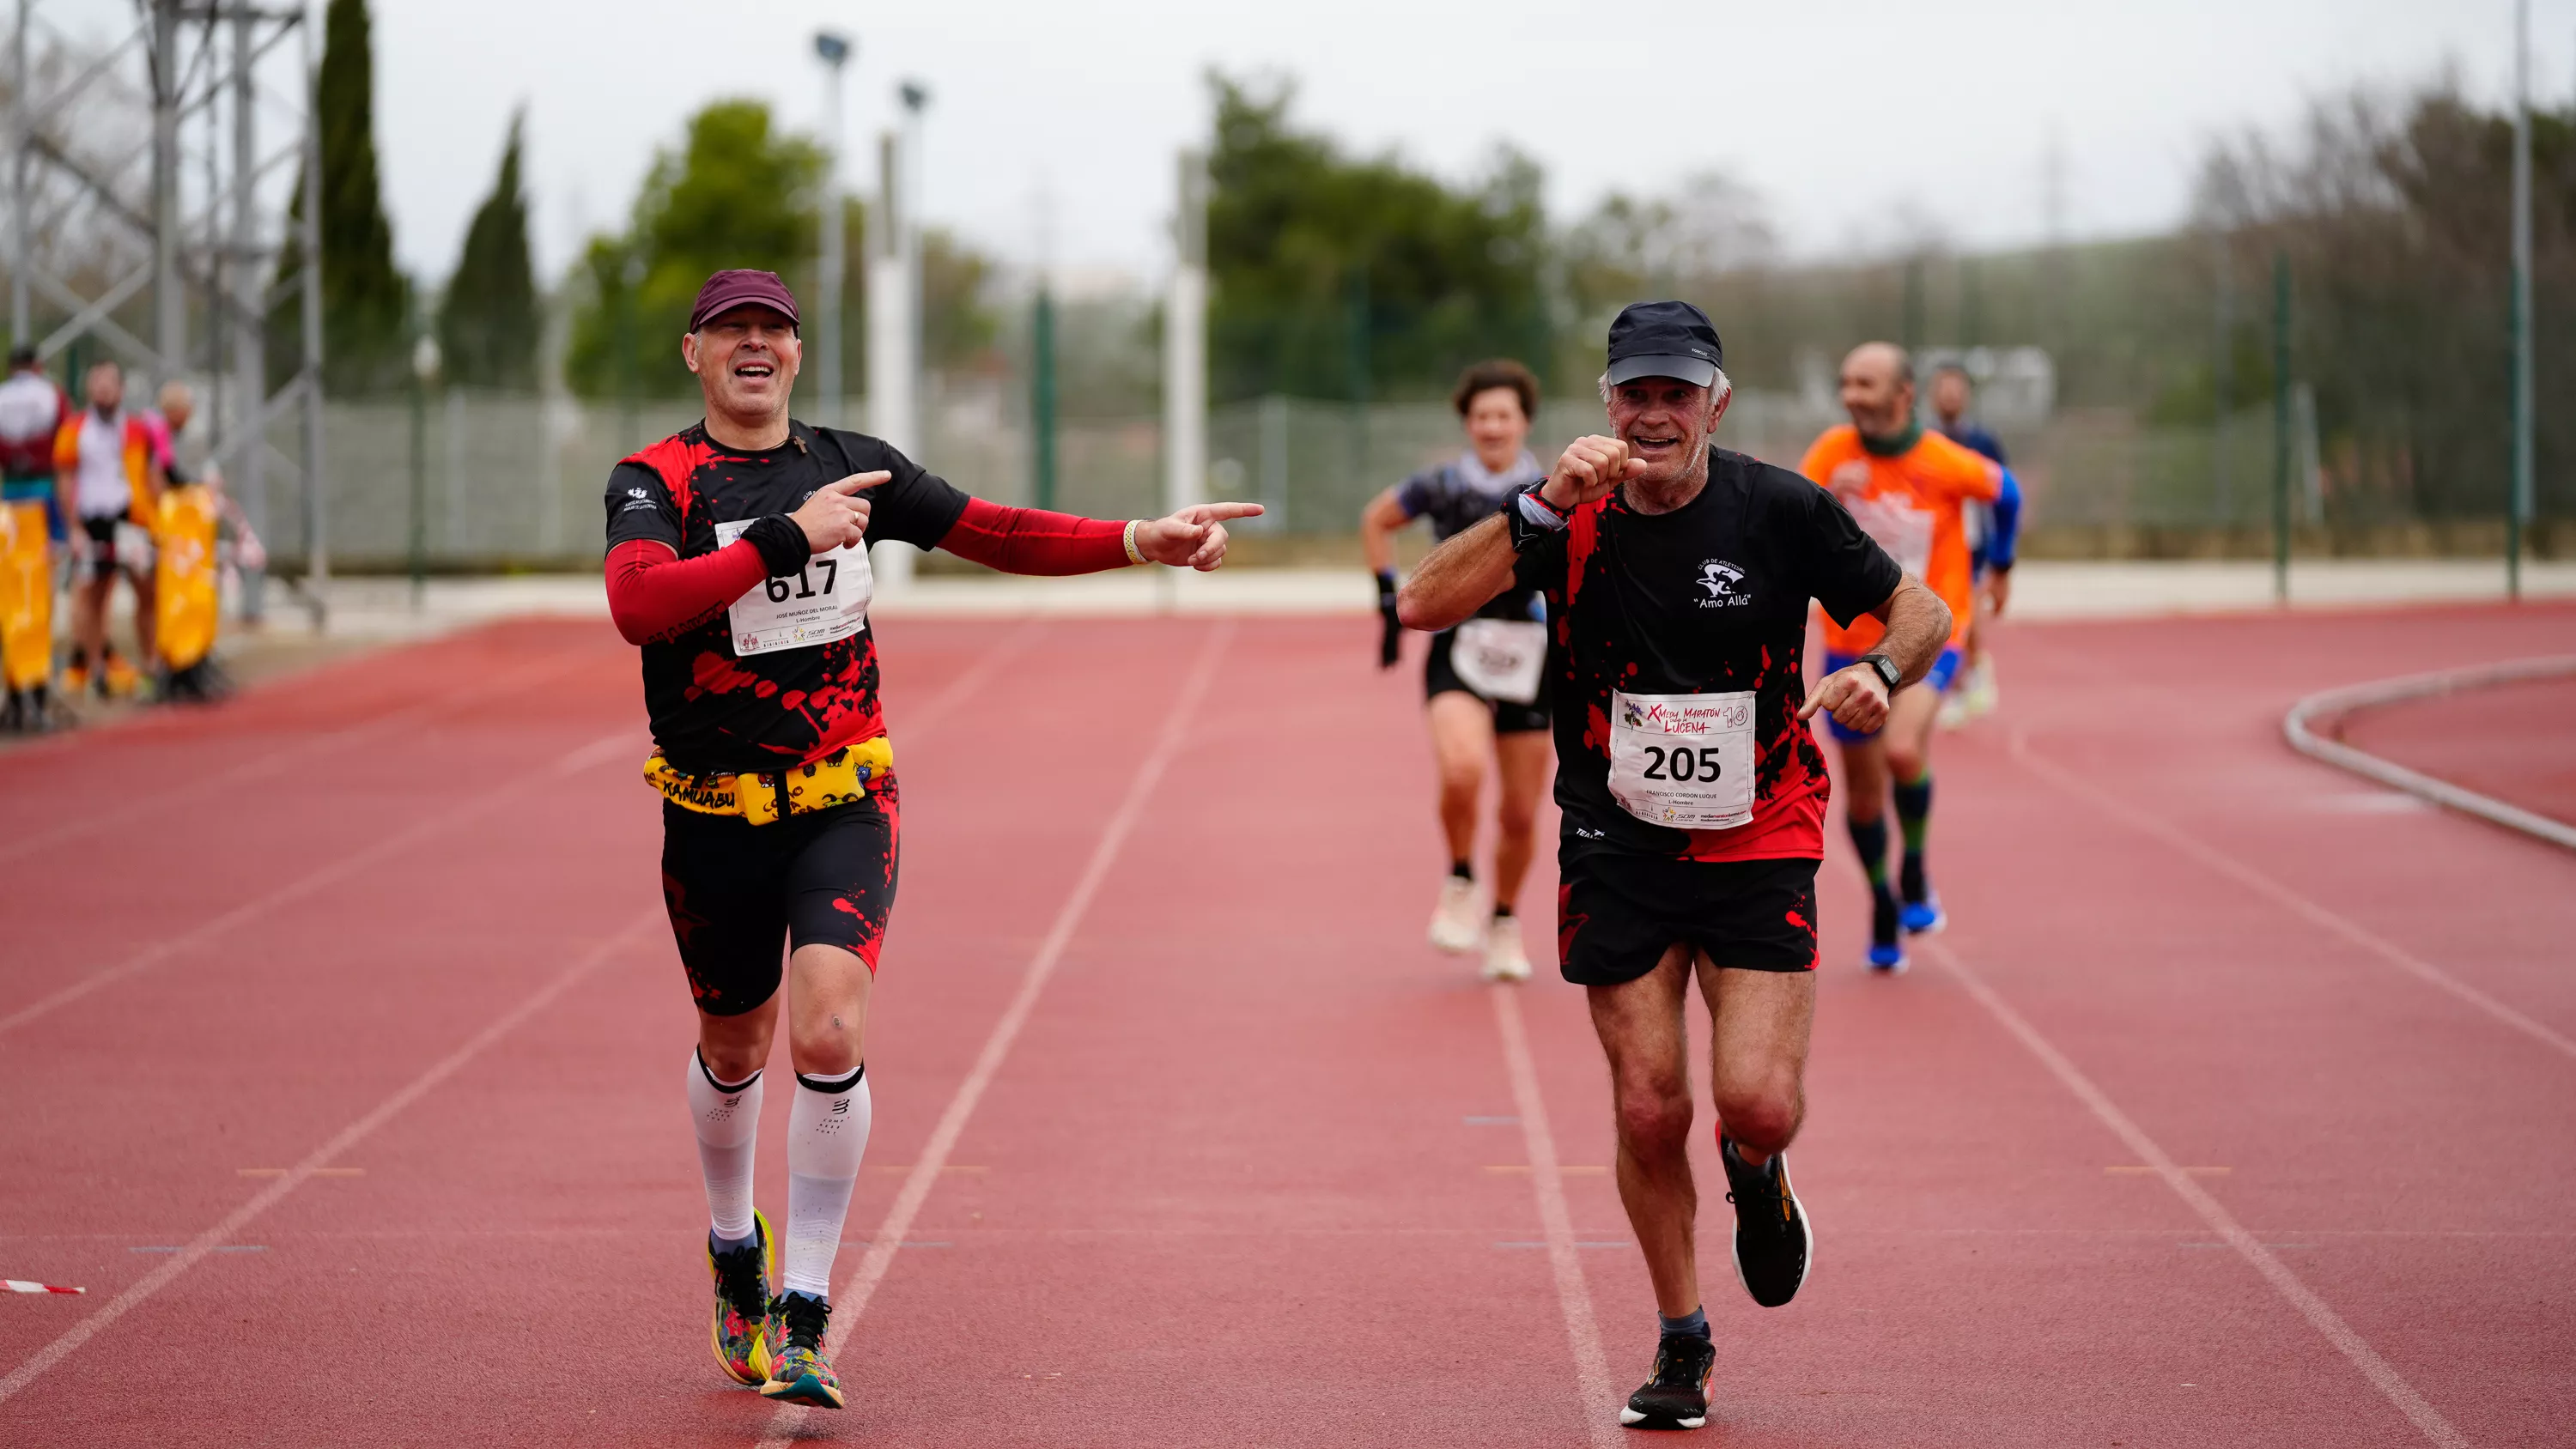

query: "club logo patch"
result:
(1696, 559), (1750, 608)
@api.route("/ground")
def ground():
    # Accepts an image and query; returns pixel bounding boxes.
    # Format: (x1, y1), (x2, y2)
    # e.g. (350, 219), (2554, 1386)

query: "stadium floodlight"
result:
(813, 31), (851, 67)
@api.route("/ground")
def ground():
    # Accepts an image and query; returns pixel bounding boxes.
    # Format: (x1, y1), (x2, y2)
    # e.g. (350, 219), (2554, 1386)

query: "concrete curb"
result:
(2281, 656), (2576, 852)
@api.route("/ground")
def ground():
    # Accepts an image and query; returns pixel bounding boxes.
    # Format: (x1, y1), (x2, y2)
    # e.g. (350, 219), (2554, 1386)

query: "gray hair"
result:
(1598, 367), (1733, 409)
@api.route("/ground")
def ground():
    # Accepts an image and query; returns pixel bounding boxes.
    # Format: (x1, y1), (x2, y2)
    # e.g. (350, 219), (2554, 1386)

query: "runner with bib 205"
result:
(1361, 359), (1553, 983)
(1400, 301), (1949, 1434)
(602, 269), (1261, 1415)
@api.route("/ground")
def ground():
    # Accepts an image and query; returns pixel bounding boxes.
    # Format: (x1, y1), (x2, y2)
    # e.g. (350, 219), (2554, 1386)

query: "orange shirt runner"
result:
(1797, 425), (2001, 658)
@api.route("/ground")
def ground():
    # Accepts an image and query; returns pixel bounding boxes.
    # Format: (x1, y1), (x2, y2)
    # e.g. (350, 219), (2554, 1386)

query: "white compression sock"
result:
(686, 1049), (763, 1243)
(781, 1064), (872, 1299)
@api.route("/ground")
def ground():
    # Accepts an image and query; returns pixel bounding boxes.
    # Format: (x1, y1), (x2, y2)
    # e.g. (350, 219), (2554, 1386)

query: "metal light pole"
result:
(2271, 251), (2292, 606)
(868, 82), (930, 593)
(1031, 282), (1056, 511)
(1163, 148), (1207, 518)
(2508, 0), (2534, 603)
(409, 334), (439, 610)
(812, 31), (851, 428)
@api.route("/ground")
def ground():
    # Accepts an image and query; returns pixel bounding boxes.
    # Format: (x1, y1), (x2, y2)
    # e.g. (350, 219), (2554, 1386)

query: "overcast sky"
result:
(68, 0), (2576, 287)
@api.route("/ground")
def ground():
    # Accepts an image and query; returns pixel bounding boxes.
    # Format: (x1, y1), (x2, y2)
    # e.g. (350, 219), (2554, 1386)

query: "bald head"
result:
(1838, 342), (1916, 440)
(157, 380), (192, 434)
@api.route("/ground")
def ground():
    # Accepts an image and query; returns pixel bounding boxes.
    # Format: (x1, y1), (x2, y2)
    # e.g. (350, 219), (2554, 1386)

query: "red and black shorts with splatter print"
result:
(1554, 841), (1819, 985)
(657, 782), (900, 1016)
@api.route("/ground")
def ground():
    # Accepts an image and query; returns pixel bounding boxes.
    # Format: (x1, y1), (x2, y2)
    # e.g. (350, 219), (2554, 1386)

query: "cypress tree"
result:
(274, 0), (408, 395)
(438, 110), (536, 390)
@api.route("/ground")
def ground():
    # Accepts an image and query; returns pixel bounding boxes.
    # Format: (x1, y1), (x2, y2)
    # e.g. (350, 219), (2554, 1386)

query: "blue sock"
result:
(1660, 1306), (1710, 1340)
(710, 1225), (758, 1254)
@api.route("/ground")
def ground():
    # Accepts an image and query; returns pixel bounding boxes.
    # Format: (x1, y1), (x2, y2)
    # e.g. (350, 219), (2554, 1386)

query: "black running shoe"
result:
(1721, 1134), (1812, 1308)
(1619, 1331), (1717, 1430)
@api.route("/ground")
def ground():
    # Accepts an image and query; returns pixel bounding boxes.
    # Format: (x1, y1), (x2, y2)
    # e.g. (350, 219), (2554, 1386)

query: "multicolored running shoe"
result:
(705, 1211), (775, 1386)
(760, 1291), (845, 1410)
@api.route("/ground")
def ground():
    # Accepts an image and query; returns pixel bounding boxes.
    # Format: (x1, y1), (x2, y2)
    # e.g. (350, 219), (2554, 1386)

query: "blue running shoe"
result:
(1868, 888), (1906, 973)
(1899, 894), (1946, 937)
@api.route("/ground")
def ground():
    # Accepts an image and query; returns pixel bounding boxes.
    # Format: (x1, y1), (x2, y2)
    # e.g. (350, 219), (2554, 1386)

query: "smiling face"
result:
(1606, 376), (1723, 488)
(1838, 343), (1914, 439)
(1461, 385), (1530, 472)
(683, 306), (802, 427)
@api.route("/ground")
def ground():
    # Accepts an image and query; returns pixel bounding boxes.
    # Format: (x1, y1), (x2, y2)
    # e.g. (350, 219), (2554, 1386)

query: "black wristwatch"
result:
(1859, 652), (1902, 691)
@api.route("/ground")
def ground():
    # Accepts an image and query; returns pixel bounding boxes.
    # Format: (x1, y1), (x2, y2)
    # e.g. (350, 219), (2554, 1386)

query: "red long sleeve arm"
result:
(604, 538), (768, 645)
(937, 494), (1133, 576)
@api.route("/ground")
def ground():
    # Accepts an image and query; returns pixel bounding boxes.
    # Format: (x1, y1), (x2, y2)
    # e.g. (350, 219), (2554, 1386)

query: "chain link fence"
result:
(249, 382), (2563, 575)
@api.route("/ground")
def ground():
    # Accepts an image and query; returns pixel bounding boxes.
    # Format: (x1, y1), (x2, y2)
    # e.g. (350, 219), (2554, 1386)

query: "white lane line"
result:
(0, 912), (660, 1409)
(1490, 985), (1623, 1449)
(0, 726), (639, 1040)
(2281, 655), (2576, 852)
(752, 619), (1232, 1449)
(0, 647), (592, 867)
(2008, 729), (2576, 1064)
(1920, 937), (2470, 1449)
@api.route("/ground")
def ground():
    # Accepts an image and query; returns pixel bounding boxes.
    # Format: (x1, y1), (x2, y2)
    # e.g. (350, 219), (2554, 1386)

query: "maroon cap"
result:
(688, 269), (800, 331)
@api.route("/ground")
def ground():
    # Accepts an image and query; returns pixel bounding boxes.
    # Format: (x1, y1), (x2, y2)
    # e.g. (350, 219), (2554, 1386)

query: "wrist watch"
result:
(1859, 652), (1902, 690)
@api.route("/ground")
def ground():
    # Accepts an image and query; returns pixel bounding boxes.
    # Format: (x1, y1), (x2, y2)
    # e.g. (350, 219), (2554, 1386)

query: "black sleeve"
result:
(605, 461), (681, 549)
(817, 428), (971, 550)
(1786, 470), (1904, 627)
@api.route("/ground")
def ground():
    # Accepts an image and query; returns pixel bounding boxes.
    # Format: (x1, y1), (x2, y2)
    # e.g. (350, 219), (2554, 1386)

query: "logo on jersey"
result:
(628, 487), (651, 500)
(1695, 559), (1750, 608)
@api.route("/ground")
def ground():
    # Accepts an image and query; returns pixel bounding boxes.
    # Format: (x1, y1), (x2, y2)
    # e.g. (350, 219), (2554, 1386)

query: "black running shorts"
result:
(1555, 842), (1820, 985)
(658, 785), (900, 1017)
(1424, 627), (1549, 735)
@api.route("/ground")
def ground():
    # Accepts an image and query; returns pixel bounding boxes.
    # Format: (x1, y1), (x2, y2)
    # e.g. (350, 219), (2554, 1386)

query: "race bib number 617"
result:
(713, 518), (873, 656)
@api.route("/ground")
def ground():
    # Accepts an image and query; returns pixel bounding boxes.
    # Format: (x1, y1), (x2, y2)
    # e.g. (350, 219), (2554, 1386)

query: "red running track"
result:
(0, 602), (2570, 1446)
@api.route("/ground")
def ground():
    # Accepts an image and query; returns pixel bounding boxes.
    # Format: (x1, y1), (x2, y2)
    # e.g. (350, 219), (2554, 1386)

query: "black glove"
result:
(1376, 568), (1403, 668)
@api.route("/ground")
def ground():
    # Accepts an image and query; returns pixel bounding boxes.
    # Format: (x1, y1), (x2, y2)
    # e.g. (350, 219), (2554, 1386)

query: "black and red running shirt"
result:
(1511, 446), (1903, 863)
(605, 420), (969, 777)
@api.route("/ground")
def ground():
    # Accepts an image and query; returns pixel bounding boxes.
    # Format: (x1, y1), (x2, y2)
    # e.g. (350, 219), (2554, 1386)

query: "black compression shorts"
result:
(1555, 842), (1819, 985)
(1424, 627), (1549, 735)
(658, 785), (900, 1017)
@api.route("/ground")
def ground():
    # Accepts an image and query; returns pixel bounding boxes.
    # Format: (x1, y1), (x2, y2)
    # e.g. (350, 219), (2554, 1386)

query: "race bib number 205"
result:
(713, 518), (873, 656)
(1607, 689), (1757, 830)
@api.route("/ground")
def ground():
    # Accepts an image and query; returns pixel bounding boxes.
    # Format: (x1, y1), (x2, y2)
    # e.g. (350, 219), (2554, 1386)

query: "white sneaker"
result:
(1481, 919), (1533, 982)
(1961, 658), (1999, 718)
(1427, 876), (1484, 954)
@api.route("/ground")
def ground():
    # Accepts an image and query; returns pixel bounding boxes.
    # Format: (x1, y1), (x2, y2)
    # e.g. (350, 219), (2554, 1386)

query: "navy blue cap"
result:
(1605, 300), (1722, 387)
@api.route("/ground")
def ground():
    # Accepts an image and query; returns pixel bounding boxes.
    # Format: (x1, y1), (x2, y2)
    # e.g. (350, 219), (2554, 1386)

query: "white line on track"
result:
(0, 912), (661, 1409)
(1919, 936), (2470, 1449)
(0, 726), (639, 1040)
(2007, 729), (2576, 1064)
(752, 618), (1231, 1449)
(0, 647), (592, 868)
(1489, 983), (1624, 1449)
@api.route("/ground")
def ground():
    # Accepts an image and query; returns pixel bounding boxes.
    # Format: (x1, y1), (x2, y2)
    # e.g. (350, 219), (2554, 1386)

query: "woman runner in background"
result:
(1360, 360), (1553, 983)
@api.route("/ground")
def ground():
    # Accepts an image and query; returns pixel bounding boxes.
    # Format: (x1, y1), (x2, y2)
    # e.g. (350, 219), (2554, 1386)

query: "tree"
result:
(1204, 73), (1551, 403)
(275, 0), (408, 396)
(438, 109), (537, 390)
(565, 100), (824, 399)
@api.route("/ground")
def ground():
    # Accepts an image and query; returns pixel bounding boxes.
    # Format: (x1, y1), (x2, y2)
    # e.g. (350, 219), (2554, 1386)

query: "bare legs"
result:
(1588, 948), (1814, 1316)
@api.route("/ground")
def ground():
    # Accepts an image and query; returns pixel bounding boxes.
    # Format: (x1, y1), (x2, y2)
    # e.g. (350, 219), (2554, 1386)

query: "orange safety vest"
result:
(153, 485), (221, 671)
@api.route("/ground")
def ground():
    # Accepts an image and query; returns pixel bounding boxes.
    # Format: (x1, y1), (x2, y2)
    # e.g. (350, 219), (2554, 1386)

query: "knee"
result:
(1497, 794), (1539, 839)
(1437, 761), (1483, 801)
(1613, 1082), (1694, 1159)
(1886, 745), (1927, 785)
(697, 1037), (766, 1084)
(1714, 1076), (1802, 1156)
